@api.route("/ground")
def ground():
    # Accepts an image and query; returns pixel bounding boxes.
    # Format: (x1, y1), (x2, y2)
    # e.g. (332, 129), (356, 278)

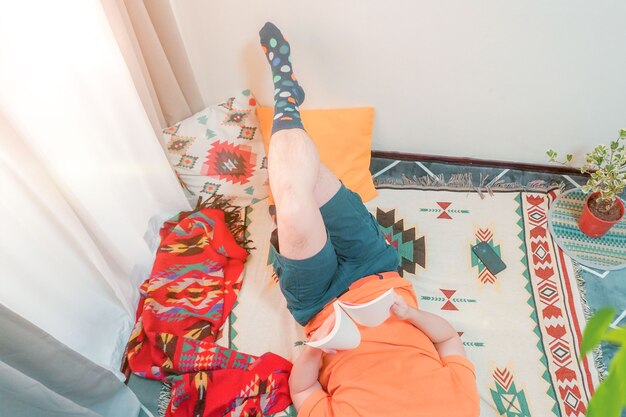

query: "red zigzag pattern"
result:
(493, 368), (513, 391)
(475, 228), (497, 285)
(525, 195), (587, 417)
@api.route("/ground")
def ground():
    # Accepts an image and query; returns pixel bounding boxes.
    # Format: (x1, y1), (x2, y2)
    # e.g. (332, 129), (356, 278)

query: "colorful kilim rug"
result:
(216, 200), (303, 417)
(548, 188), (626, 270)
(125, 205), (293, 417)
(222, 188), (601, 417)
(366, 187), (600, 417)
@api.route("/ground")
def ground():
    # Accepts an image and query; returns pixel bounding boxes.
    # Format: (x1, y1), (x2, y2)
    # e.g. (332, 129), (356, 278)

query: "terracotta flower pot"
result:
(578, 192), (625, 238)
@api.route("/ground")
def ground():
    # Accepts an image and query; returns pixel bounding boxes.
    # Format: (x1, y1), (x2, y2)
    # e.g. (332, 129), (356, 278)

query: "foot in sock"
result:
(259, 22), (305, 134)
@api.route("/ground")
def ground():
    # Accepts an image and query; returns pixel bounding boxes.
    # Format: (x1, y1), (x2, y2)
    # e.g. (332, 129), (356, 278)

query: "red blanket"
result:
(124, 204), (292, 417)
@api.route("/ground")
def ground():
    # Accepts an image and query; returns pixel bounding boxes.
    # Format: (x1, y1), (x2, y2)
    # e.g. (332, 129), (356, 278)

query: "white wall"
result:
(169, 0), (626, 166)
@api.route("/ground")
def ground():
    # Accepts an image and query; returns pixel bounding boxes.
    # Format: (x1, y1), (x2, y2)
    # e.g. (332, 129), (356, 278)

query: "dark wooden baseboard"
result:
(371, 150), (584, 175)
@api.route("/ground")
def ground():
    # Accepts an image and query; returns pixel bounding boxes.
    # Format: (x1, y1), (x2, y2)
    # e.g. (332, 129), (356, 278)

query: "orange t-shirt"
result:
(300, 273), (480, 417)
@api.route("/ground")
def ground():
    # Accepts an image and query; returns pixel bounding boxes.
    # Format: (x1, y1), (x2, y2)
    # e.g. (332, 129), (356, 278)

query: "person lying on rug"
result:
(259, 22), (480, 417)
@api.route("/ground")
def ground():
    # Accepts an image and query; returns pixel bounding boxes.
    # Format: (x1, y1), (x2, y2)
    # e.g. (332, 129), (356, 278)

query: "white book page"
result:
(306, 303), (361, 351)
(337, 288), (396, 327)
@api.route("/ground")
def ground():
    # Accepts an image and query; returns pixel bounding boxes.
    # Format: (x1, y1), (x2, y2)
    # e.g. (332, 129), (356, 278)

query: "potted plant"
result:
(547, 129), (626, 238)
(580, 307), (626, 417)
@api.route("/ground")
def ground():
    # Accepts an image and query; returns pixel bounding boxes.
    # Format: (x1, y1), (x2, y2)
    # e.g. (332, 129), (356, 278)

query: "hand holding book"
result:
(303, 288), (397, 351)
(307, 313), (338, 354)
(390, 292), (411, 320)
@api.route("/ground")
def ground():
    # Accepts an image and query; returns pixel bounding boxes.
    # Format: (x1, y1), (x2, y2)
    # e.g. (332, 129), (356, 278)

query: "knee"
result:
(275, 192), (314, 219)
(275, 197), (322, 257)
(272, 182), (297, 207)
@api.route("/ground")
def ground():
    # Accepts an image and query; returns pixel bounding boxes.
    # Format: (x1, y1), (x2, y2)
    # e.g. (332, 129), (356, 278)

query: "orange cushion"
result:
(256, 107), (377, 202)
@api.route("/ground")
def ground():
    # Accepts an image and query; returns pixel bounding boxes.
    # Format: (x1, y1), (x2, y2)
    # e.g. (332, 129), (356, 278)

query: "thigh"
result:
(320, 184), (398, 269)
(271, 236), (339, 326)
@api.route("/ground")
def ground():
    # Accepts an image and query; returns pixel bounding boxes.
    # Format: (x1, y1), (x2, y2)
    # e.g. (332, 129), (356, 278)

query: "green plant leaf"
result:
(581, 307), (616, 357)
(587, 372), (623, 417)
(608, 348), (626, 408)
(609, 346), (626, 371)
(603, 328), (626, 346)
(620, 128), (626, 138)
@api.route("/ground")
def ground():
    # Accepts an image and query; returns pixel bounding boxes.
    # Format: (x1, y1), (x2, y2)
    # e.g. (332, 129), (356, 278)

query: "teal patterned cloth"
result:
(548, 189), (626, 270)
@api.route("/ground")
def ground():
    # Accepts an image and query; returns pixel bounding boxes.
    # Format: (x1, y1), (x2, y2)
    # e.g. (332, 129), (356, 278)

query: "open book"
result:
(305, 288), (396, 351)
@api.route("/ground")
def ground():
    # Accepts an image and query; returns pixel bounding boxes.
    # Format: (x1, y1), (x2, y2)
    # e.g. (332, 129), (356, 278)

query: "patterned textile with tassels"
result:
(123, 195), (292, 417)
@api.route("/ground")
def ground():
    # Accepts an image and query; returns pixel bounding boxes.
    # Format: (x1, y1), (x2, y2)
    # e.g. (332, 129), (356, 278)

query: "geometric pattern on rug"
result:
(367, 188), (600, 417)
(237, 126), (257, 141)
(375, 208), (426, 276)
(175, 154), (198, 170)
(222, 108), (250, 127)
(470, 228), (501, 285)
(166, 134), (195, 155)
(491, 368), (531, 417)
(201, 140), (257, 185)
(419, 200), (470, 220)
(204, 128), (216, 140)
(216, 187), (601, 417)
(490, 367), (531, 417)
(420, 289), (477, 312)
(521, 192), (595, 417)
(143, 156), (625, 417)
(370, 157), (624, 407)
(218, 96), (235, 111)
(217, 200), (301, 417)
(162, 123), (180, 136)
(201, 181), (221, 195)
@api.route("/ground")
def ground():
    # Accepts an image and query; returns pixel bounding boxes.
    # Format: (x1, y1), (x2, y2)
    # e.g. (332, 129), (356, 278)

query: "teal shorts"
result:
(271, 184), (400, 326)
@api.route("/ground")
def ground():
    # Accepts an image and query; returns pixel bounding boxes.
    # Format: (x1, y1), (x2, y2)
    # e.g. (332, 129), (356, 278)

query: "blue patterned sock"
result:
(259, 22), (305, 134)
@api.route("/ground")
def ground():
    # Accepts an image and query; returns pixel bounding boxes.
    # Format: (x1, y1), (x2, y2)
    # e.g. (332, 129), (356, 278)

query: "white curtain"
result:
(0, 1), (190, 416)
(0, 304), (141, 417)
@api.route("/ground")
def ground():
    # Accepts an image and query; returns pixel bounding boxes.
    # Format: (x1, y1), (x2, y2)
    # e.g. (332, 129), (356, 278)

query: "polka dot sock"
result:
(259, 22), (305, 134)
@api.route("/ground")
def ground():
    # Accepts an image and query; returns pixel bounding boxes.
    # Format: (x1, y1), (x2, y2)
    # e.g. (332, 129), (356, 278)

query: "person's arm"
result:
(289, 313), (336, 410)
(391, 294), (466, 358)
(289, 346), (325, 410)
